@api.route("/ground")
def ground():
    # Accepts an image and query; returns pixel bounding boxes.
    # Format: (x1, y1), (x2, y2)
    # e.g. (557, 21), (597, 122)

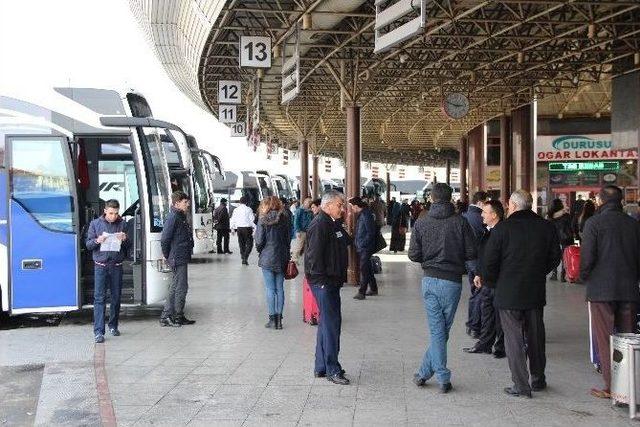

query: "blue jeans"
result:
(417, 276), (462, 384)
(93, 264), (123, 335)
(262, 268), (285, 315)
(311, 283), (342, 376)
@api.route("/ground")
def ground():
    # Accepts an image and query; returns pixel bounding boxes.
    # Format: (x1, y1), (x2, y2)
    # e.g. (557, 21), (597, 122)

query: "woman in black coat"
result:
(255, 196), (291, 329)
(547, 199), (573, 282)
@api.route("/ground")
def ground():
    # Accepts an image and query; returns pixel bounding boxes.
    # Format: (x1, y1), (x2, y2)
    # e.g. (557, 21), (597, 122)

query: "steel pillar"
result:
(468, 125), (484, 193)
(511, 104), (533, 193)
(459, 136), (468, 204)
(445, 159), (451, 186)
(386, 171), (391, 205)
(299, 139), (309, 201)
(311, 155), (320, 199)
(500, 115), (511, 205)
(346, 106), (361, 286)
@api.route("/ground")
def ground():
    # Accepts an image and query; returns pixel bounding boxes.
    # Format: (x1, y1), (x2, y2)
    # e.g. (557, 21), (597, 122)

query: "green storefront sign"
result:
(548, 161), (620, 172)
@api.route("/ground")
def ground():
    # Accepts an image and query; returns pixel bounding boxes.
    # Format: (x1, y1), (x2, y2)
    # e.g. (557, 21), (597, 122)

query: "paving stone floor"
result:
(0, 230), (638, 426)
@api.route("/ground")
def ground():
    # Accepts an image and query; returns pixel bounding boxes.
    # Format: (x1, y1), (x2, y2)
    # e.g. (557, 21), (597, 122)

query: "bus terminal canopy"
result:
(130, 0), (640, 165)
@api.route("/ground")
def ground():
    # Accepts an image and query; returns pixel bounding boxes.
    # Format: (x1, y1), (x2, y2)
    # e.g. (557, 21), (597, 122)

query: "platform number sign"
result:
(240, 36), (271, 68)
(218, 81), (241, 104)
(230, 122), (246, 137)
(218, 105), (236, 123)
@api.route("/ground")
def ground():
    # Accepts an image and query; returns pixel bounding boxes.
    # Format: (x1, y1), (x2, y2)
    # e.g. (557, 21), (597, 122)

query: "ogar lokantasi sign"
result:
(536, 134), (637, 161)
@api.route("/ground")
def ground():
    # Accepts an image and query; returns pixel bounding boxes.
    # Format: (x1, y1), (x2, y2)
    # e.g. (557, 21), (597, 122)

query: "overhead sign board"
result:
(218, 105), (236, 123)
(548, 161), (620, 172)
(218, 80), (241, 104)
(281, 25), (300, 104)
(230, 122), (246, 137)
(240, 36), (271, 68)
(536, 134), (638, 161)
(374, 0), (427, 53)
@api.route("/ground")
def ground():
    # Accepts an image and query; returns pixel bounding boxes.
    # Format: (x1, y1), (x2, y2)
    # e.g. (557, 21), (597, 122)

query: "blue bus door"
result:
(8, 136), (79, 313)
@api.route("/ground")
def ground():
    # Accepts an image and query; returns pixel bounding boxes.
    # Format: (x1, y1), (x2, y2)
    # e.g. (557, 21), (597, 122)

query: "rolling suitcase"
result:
(563, 245), (581, 283)
(302, 277), (320, 325)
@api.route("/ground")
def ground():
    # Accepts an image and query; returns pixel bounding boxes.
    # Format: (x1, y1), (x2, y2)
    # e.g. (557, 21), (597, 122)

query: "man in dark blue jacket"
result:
(86, 199), (130, 343)
(160, 191), (195, 327)
(349, 197), (378, 300)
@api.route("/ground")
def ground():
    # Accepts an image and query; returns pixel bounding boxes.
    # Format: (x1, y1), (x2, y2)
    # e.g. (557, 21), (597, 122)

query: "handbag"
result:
(374, 230), (387, 253)
(285, 260), (299, 280)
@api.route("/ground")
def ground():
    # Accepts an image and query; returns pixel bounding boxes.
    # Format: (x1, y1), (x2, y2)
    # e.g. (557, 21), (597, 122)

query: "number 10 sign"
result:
(240, 36), (271, 68)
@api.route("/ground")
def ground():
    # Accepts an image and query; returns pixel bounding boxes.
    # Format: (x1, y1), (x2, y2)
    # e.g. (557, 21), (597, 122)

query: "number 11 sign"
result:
(240, 36), (271, 68)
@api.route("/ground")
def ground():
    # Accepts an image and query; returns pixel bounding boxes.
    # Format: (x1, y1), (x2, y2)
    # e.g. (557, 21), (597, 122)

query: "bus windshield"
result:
(137, 127), (171, 232)
(192, 152), (212, 213)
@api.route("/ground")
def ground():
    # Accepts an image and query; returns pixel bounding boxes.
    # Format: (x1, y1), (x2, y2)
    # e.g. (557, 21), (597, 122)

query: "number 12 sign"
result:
(219, 105), (236, 123)
(240, 36), (271, 68)
(218, 80), (241, 104)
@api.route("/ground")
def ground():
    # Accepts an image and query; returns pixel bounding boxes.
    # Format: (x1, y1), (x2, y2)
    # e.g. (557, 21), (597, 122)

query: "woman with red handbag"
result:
(255, 196), (292, 330)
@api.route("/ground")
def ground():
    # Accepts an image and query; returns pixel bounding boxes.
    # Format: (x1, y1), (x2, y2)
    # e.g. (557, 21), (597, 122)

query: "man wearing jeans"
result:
(304, 191), (350, 385)
(408, 183), (476, 393)
(86, 199), (130, 343)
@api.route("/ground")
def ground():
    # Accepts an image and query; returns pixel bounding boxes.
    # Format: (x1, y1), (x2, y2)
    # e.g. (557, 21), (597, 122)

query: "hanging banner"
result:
(536, 134), (638, 161)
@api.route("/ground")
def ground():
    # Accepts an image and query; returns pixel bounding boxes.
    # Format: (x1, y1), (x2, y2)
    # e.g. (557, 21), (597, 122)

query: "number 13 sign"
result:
(240, 36), (271, 68)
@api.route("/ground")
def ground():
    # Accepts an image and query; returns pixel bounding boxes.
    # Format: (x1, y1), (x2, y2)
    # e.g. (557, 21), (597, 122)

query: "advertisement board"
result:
(536, 134), (637, 161)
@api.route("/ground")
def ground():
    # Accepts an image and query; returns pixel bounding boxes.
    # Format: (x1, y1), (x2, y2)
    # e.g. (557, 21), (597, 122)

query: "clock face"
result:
(442, 92), (470, 119)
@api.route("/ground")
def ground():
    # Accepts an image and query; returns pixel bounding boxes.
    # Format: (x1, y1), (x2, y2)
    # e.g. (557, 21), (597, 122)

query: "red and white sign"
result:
(536, 134), (638, 162)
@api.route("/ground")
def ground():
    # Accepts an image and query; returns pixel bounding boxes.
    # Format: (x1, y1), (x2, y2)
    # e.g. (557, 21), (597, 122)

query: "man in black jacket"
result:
(213, 198), (232, 254)
(305, 190), (350, 385)
(408, 183), (477, 393)
(483, 190), (561, 398)
(349, 197), (378, 300)
(160, 191), (195, 327)
(580, 185), (640, 399)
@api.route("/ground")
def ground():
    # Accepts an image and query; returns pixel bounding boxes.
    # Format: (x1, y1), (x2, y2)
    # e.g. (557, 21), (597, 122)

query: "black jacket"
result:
(408, 201), (477, 283)
(355, 207), (377, 254)
(161, 207), (194, 267)
(580, 202), (640, 302)
(548, 212), (573, 246)
(213, 204), (230, 230)
(475, 227), (493, 284)
(304, 211), (350, 287)
(483, 210), (561, 310)
(255, 210), (291, 273)
(85, 215), (130, 264)
(463, 205), (485, 239)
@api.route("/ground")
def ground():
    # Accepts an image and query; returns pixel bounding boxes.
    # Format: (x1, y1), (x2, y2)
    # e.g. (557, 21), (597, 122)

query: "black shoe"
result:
(95, 334), (105, 344)
(466, 327), (480, 339)
(159, 317), (182, 327)
(314, 371), (326, 378)
(531, 381), (547, 392)
(109, 328), (120, 336)
(493, 350), (506, 359)
(225, 251), (233, 254)
(504, 386), (532, 398)
(463, 346), (492, 354)
(413, 374), (427, 387)
(439, 382), (453, 394)
(275, 314), (283, 330)
(353, 292), (365, 300)
(550, 273), (558, 281)
(265, 315), (276, 329)
(242, 260), (248, 265)
(366, 290), (378, 296)
(327, 373), (350, 385)
(174, 315), (196, 325)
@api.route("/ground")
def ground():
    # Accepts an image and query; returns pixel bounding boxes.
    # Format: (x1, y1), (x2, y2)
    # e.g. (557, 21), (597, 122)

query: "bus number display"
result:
(240, 36), (271, 68)
(218, 81), (241, 104)
(219, 105), (237, 123)
(230, 122), (246, 137)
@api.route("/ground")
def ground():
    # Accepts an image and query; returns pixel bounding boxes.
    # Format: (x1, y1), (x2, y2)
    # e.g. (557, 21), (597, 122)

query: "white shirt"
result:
(230, 204), (256, 230)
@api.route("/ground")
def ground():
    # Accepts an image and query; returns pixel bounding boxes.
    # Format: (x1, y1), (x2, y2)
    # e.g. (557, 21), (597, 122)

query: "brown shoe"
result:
(590, 388), (611, 399)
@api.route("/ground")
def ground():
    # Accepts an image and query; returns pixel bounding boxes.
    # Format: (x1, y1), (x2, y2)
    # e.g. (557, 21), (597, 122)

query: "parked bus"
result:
(0, 87), (188, 315)
(185, 136), (215, 254)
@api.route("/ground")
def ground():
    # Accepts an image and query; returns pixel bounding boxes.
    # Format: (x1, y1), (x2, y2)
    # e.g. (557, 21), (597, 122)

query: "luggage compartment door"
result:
(8, 136), (79, 313)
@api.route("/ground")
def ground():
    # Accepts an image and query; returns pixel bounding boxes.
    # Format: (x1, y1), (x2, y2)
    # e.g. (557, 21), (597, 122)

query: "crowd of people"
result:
(86, 182), (640, 401)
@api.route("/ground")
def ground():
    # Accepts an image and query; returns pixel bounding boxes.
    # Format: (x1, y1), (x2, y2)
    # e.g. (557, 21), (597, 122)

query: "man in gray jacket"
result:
(580, 185), (640, 399)
(408, 183), (476, 393)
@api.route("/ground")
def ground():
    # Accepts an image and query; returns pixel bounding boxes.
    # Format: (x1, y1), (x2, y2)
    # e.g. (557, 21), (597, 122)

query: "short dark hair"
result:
(485, 200), (505, 221)
(599, 185), (623, 204)
(311, 198), (321, 207)
(104, 199), (120, 210)
(239, 196), (248, 204)
(472, 191), (489, 205)
(171, 190), (189, 204)
(348, 196), (368, 209)
(431, 183), (453, 202)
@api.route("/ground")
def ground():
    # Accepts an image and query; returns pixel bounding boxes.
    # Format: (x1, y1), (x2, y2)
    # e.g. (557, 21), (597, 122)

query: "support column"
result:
(311, 155), (320, 199)
(459, 137), (468, 203)
(612, 70), (640, 202)
(511, 104), (533, 193)
(346, 106), (361, 286)
(299, 139), (309, 201)
(500, 115), (511, 205)
(467, 125), (484, 194)
(385, 171), (391, 205)
(445, 159), (451, 186)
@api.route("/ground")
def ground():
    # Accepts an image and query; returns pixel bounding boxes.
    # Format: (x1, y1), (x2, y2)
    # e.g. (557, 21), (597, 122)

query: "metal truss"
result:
(131, 0), (640, 165)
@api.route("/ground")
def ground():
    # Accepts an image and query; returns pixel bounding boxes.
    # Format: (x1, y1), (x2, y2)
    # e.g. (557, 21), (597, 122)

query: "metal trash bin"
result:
(610, 333), (640, 419)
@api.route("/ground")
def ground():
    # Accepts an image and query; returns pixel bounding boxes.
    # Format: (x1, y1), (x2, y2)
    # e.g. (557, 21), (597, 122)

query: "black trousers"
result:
(216, 229), (230, 252)
(236, 227), (254, 262)
(358, 251), (377, 295)
(500, 307), (546, 393)
(476, 287), (504, 352)
(311, 283), (343, 376)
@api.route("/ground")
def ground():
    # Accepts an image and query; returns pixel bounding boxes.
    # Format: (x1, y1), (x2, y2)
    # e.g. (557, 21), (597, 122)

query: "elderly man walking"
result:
(409, 183), (477, 393)
(483, 190), (561, 398)
(580, 185), (640, 399)
(305, 191), (351, 385)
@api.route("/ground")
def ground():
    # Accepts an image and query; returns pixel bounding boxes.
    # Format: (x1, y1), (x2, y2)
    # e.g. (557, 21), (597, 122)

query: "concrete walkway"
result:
(0, 232), (637, 426)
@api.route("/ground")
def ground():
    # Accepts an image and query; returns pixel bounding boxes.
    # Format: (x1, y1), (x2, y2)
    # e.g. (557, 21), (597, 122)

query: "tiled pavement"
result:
(0, 231), (637, 426)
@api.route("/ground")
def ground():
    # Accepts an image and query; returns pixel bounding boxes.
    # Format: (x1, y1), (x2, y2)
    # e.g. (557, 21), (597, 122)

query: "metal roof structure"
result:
(130, 0), (640, 165)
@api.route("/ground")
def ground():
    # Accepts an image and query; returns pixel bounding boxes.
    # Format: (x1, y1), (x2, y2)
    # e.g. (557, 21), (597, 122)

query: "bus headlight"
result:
(195, 228), (208, 240)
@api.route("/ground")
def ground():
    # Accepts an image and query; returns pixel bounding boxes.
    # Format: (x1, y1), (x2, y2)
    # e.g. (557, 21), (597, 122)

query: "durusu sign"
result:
(536, 134), (638, 161)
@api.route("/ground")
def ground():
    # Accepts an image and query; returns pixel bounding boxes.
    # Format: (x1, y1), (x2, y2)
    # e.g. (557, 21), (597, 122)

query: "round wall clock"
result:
(442, 92), (470, 120)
